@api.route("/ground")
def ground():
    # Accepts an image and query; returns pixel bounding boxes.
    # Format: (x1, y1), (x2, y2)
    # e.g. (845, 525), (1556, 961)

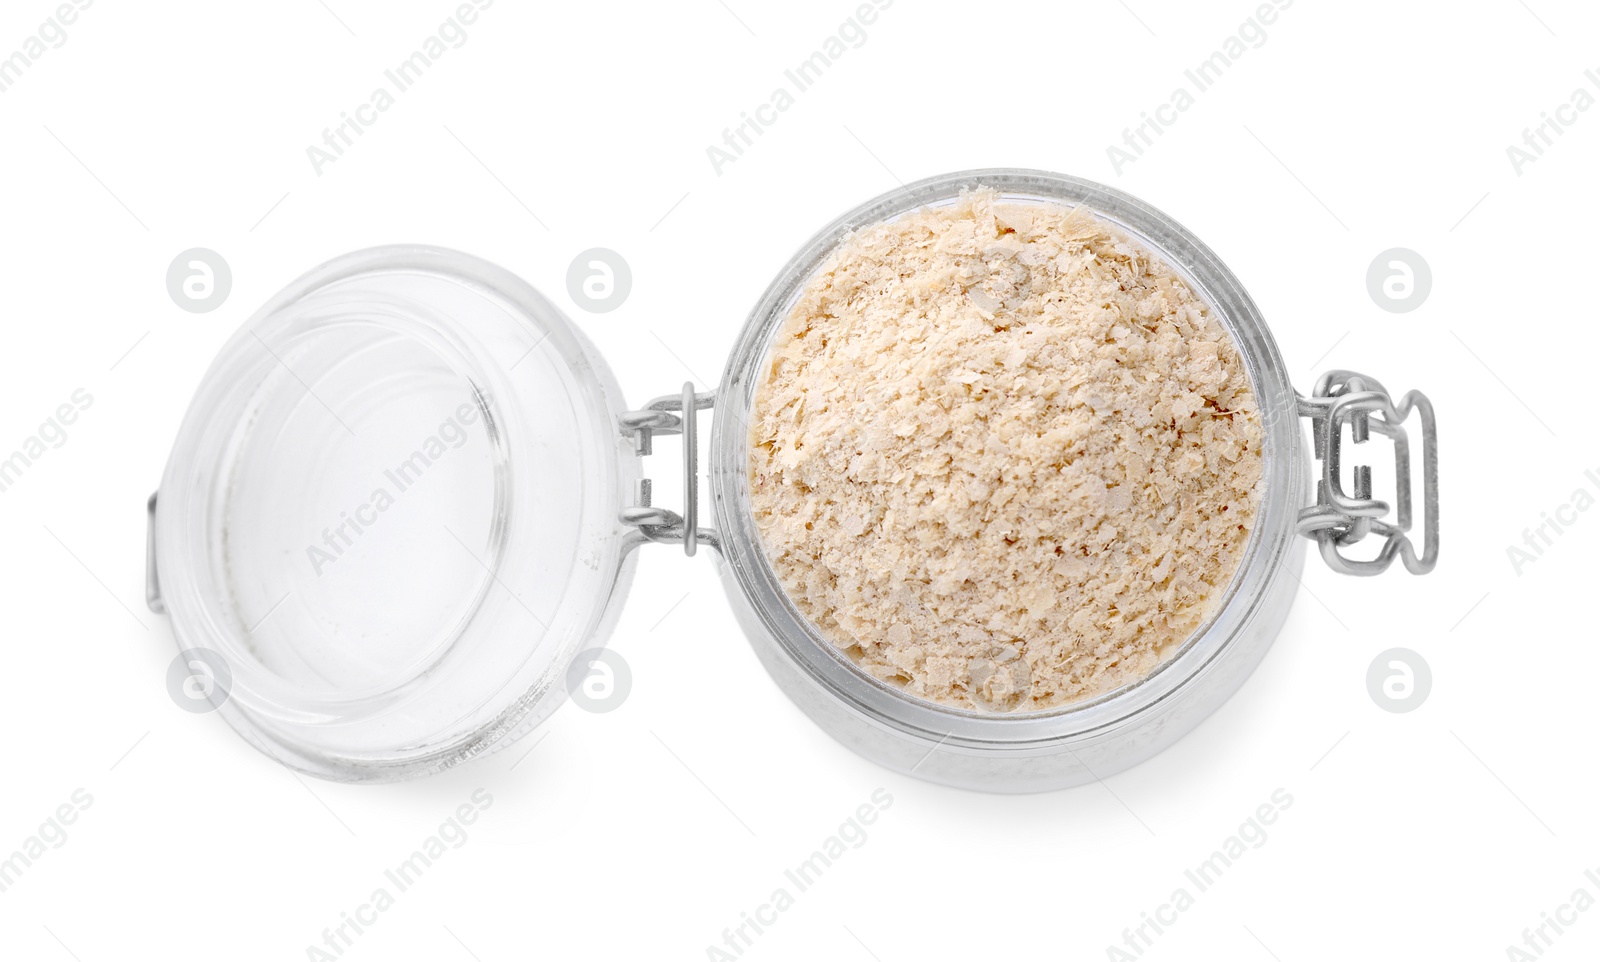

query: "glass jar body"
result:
(707, 169), (1309, 792)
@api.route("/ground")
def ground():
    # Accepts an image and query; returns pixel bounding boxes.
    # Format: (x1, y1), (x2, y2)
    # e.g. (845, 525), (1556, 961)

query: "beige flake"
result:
(748, 188), (1263, 711)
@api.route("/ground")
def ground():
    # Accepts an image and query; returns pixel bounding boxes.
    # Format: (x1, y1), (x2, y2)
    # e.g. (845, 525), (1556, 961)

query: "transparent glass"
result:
(708, 169), (1308, 792)
(155, 247), (639, 781)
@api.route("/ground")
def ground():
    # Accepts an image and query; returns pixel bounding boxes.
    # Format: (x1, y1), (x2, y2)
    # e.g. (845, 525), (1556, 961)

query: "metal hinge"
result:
(146, 491), (166, 613)
(1297, 370), (1438, 576)
(619, 382), (718, 556)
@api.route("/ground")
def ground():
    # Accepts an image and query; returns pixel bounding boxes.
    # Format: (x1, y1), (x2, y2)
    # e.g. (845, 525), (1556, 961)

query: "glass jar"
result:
(148, 168), (1437, 791)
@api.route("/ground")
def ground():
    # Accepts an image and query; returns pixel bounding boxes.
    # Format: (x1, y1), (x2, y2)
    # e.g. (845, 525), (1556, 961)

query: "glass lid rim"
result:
(153, 243), (640, 780)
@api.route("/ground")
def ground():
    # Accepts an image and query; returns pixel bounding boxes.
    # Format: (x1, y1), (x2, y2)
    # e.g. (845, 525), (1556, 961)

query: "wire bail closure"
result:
(619, 382), (718, 556)
(1296, 370), (1438, 576)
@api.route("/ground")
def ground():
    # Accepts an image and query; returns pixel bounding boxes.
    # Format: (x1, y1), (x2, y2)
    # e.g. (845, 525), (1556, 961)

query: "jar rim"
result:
(708, 167), (1307, 749)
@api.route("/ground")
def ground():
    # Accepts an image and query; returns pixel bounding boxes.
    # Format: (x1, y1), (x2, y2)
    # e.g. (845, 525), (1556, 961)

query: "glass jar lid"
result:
(152, 246), (640, 781)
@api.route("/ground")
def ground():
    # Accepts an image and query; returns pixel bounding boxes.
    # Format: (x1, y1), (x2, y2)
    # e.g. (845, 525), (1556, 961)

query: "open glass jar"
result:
(149, 169), (1437, 791)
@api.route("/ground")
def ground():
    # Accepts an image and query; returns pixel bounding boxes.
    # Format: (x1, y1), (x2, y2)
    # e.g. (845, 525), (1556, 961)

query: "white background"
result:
(2, 1), (1595, 959)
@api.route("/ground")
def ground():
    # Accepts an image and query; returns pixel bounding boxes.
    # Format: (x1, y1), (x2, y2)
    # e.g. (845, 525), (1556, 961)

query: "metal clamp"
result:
(619, 382), (718, 556)
(146, 491), (166, 613)
(1297, 370), (1437, 576)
